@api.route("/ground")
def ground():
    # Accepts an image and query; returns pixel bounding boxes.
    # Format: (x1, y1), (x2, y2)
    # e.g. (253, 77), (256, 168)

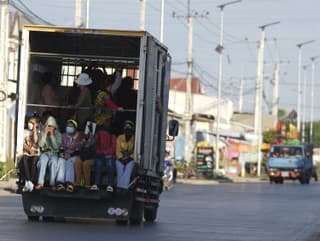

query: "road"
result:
(1, 182), (320, 241)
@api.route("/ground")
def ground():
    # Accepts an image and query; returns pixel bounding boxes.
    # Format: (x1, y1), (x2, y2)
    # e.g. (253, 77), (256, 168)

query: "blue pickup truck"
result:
(267, 145), (314, 184)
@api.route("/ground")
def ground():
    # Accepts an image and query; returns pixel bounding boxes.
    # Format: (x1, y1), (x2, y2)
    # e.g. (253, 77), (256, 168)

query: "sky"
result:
(16, 0), (320, 120)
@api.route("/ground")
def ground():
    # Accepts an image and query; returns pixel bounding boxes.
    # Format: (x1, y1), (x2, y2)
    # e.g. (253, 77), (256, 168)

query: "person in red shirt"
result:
(90, 127), (116, 192)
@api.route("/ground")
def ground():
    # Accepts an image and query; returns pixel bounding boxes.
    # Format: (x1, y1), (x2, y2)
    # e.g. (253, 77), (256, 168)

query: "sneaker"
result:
(90, 184), (99, 191)
(26, 181), (34, 192)
(66, 184), (74, 193)
(56, 183), (65, 191)
(22, 183), (28, 192)
(106, 185), (113, 192)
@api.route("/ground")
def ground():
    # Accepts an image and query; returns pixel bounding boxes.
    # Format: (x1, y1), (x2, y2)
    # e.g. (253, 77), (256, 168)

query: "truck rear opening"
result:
(15, 26), (177, 224)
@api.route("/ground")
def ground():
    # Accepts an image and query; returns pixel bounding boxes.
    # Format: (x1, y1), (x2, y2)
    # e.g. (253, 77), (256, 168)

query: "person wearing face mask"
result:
(36, 116), (63, 190)
(115, 120), (137, 189)
(20, 116), (40, 192)
(59, 119), (84, 192)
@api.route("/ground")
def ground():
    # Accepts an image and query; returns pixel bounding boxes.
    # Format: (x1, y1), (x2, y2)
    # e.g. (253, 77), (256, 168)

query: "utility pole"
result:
(302, 65), (308, 144)
(271, 63), (280, 121)
(75, 0), (82, 27)
(0, 0), (9, 163)
(215, 0), (241, 172)
(140, 0), (146, 30)
(310, 56), (319, 143)
(173, 0), (208, 163)
(296, 40), (315, 134)
(160, 0), (165, 42)
(238, 79), (243, 113)
(254, 21), (280, 177)
(86, 0), (90, 28)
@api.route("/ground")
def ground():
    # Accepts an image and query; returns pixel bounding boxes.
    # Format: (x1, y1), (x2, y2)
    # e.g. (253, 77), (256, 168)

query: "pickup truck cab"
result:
(267, 145), (313, 184)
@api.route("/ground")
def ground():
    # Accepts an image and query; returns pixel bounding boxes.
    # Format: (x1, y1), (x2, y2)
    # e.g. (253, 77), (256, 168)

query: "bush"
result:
(0, 158), (17, 179)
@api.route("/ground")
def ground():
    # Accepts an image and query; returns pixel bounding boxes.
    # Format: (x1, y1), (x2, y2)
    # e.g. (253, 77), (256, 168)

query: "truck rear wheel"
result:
(129, 201), (143, 225)
(144, 206), (158, 223)
(27, 216), (39, 222)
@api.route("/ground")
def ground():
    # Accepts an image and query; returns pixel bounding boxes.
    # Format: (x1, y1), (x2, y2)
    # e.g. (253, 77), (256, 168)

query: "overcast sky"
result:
(20, 0), (320, 120)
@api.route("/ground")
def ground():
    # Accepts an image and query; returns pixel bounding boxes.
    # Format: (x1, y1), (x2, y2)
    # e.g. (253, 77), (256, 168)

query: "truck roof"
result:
(24, 25), (147, 37)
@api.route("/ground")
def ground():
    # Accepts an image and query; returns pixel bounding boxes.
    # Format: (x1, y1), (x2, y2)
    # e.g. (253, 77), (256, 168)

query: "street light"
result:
(254, 21), (280, 177)
(310, 56), (319, 142)
(296, 40), (315, 134)
(215, 0), (241, 173)
(302, 65), (309, 143)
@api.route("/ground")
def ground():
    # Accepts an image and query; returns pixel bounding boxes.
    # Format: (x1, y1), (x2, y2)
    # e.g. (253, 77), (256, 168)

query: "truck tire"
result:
(129, 201), (143, 225)
(144, 206), (158, 223)
(269, 177), (273, 184)
(42, 216), (55, 222)
(279, 178), (284, 184)
(27, 216), (39, 222)
(116, 219), (128, 225)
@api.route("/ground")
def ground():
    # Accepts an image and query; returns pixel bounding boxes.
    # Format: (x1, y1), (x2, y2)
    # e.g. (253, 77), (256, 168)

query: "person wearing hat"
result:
(74, 73), (93, 131)
(115, 120), (136, 189)
(36, 116), (63, 190)
(59, 119), (84, 192)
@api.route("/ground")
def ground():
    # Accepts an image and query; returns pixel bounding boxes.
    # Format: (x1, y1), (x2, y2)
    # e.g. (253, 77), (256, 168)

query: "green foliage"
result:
(278, 109), (287, 120)
(0, 162), (4, 177)
(263, 130), (278, 144)
(0, 158), (16, 179)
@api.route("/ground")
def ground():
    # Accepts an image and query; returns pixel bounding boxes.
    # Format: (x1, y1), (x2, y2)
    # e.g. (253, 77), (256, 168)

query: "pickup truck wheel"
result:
(27, 216), (39, 222)
(279, 179), (284, 184)
(269, 178), (273, 184)
(144, 206), (158, 223)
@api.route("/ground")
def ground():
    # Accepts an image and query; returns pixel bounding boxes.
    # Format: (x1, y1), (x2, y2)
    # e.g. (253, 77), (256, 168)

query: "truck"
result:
(267, 144), (313, 184)
(14, 25), (178, 224)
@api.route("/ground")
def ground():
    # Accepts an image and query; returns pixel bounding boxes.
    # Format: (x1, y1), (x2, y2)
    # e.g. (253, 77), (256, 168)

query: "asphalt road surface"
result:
(1, 182), (320, 241)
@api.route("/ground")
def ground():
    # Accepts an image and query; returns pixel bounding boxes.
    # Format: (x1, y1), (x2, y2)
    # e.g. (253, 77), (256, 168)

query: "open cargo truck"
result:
(14, 26), (178, 224)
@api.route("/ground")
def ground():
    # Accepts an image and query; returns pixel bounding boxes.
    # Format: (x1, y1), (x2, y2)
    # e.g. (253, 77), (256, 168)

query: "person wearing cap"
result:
(74, 73), (93, 131)
(115, 120), (136, 189)
(36, 116), (63, 190)
(59, 119), (84, 192)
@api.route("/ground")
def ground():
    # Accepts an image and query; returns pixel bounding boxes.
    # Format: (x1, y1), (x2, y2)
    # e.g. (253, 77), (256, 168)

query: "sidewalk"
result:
(177, 176), (268, 185)
(0, 178), (17, 195)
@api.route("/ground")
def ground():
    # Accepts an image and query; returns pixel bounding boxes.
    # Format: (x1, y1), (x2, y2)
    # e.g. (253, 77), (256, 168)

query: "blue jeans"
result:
(115, 160), (135, 189)
(37, 153), (65, 186)
(65, 156), (77, 183)
(94, 154), (115, 186)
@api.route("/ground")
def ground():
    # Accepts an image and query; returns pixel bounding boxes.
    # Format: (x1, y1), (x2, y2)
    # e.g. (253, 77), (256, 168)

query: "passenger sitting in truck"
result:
(94, 76), (123, 130)
(59, 119), (84, 192)
(90, 127), (117, 192)
(115, 120), (137, 189)
(36, 116), (64, 190)
(74, 122), (96, 189)
(74, 73), (93, 131)
(20, 115), (40, 192)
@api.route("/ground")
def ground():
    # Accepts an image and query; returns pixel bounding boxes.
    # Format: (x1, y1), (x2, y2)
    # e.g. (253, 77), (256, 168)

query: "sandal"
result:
(56, 183), (65, 191)
(66, 184), (74, 193)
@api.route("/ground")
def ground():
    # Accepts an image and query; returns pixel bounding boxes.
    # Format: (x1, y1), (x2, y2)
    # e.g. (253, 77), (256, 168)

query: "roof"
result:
(170, 77), (202, 94)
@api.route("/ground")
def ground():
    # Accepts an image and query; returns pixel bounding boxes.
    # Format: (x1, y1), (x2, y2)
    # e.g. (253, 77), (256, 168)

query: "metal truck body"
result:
(14, 25), (177, 223)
